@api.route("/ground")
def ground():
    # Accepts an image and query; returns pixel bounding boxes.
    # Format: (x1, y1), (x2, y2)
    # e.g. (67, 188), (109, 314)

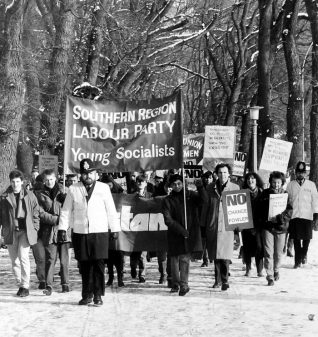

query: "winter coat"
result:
(0, 187), (40, 246)
(201, 181), (239, 260)
(35, 183), (68, 245)
(258, 188), (293, 234)
(162, 189), (203, 256)
(58, 181), (121, 234)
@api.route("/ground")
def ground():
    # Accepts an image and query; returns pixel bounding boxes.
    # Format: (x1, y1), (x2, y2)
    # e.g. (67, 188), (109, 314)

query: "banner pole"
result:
(182, 167), (188, 231)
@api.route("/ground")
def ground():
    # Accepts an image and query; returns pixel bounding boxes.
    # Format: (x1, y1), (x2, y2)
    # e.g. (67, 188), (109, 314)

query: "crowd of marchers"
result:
(1, 159), (318, 305)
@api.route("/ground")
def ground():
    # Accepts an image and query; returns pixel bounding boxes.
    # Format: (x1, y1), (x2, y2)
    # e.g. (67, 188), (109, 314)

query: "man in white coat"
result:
(286, 161), (318, 268)
(59, 158), (120, 306)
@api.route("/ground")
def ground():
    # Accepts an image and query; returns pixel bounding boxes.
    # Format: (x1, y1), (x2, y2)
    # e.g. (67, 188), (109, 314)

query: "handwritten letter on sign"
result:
(222, 189), (254, 231)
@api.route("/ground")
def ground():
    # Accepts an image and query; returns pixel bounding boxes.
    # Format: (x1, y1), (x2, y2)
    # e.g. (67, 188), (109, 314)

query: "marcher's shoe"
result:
(294, 263), (301, 269)
(93, 295), (103, 306)
(170, 285), (179, 293)
(287, 249), (293, 257)
(302, 256), (307, 264)
(43, 286), (52, 296)
(17, 287), (23, 296)
(245, 266), (251, 277)
(200, 261), (208, 267)
(267, 279), (274, 286)
(274, 272), (279, 281)
(78, 296), (93, 305)
(179, 287), (190, 296)
(221, 283), (229, 291)
(167, 279), (172, 288)
(62, 285), (70, 293)
(106, 279), (113, 286)
(159, 274), (166, 284)
(20, 288), (29, 297)
(139, 276), (146, 283)
(257, 272), (264, 277)
(212, 282), (221, 288)
(38, 282), (46, 290)
(131, 269), (137, 279)
(118, 279), (125, 287)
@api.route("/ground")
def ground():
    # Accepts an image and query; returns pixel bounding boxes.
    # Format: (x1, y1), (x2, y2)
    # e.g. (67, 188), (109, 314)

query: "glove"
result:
(57, 230), (67, 243)
(181, 229), (189, 239)
(110, 232), (118, 240)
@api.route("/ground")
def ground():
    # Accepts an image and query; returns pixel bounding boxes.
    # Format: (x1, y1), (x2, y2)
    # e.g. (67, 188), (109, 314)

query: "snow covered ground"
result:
(1, 233), (318, 337)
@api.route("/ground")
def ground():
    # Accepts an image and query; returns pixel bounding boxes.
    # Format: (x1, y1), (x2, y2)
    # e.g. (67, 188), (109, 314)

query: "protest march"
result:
(1, 92), (318, 313)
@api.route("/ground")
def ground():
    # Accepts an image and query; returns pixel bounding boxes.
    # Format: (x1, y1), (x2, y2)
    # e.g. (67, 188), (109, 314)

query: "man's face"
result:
(296, 171), (306, 180)
(81, 170), (98, 186)
(67, 176), (78, 186)
(136, 180), (147, 191)
(10, 177), (23, 193)
(172, 179), (183, 193)
(217, 167), (230, 185)
(44, 174), (57, 189)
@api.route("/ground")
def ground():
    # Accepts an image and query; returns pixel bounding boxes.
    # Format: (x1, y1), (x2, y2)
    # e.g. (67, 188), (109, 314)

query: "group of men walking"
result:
(1, 158), (317, 305)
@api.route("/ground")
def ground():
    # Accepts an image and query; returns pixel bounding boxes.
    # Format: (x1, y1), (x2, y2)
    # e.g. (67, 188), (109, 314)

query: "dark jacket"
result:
(0, 187), (40, 246)
(162, 189), (202, 256)
(35, 183), (68, 245)
(258, 188), (293, 234)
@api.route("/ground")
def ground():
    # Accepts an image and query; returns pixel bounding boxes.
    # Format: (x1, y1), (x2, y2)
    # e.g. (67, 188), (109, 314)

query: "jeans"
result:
(57, 242), (70, 285)
(32, 239), (58, 288)
(170, 253), (191, 289)
(7, 230), (31, 289)
(130, 251), (147, 277)
(80, 259), (105, 298)
(214, 259), (230, 284)
(262, 230), (285, 279)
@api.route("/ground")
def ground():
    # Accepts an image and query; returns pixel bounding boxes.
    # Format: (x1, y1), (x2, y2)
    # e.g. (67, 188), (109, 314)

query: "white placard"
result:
(39, 155), (58, 174)
(232, 152), (247, 177)
(268, 193), (288, 221)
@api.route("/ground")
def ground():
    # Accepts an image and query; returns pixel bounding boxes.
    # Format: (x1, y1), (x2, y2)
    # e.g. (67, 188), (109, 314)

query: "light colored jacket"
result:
(286, 179), (318, 220)
(58, 181), (120, 234)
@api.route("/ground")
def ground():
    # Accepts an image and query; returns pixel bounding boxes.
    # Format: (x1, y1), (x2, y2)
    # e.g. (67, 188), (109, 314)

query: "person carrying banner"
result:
(259, 171), (293, 286)
(0, 170), (40, 297)
(58, 158), (120, 306)
(162, 174), (203, 296)
(129, 174), (152, 283)
(33, 169), (68, 295)
(200, 163), (239, 291)
(286, 162), (318, 268)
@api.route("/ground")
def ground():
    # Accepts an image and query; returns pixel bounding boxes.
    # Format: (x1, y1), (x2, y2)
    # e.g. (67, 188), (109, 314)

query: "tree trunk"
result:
(305, 0), (318, 184)
(43, 0), (77, 153)
(283, 0), (302, 169)
(85, 0), (107, 85)
(0, 0), (28, 192)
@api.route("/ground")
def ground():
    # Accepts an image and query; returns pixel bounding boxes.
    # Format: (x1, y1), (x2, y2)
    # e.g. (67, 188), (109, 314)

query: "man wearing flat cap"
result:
(286, 161), (318, 268)
(58, 158), (120, 306)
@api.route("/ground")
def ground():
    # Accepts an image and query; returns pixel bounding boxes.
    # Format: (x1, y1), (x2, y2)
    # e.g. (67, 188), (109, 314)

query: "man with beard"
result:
(58, 158), (120, 306)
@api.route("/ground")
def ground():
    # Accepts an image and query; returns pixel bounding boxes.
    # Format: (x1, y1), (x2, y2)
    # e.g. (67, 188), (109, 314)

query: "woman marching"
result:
(241, 172), (264, 277)
(259, 171), (293, 286)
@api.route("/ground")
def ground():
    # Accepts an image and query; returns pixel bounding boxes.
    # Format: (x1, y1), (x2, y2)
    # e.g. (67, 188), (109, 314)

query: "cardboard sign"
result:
(268, 193), (288, 221)
(203, 125), (236, 171)
(222, 189), (253, 231)
(232, 152), (247, 177)
(183, 165), (203, 191)
(183, 133), (204, 166)
(39, 155), (58, 174)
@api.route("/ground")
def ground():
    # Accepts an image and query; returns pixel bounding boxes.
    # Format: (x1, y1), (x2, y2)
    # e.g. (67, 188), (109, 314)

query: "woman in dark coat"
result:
(241, 172), (264, 277)
(162, 174), (203, 296)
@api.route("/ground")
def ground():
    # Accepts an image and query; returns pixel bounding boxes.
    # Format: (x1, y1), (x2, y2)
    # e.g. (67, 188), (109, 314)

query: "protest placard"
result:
(64, 92), (182, 173)
(232, 152), (247, 177)
(222, 189), (253, 231)
(203, 125), (236, 171)
(183, 133), (204, 166)
(268, 193), (288, 221)
(183, 165), (203, 191)
(39, 155), (59, 174)
(259, 138), (293, 173)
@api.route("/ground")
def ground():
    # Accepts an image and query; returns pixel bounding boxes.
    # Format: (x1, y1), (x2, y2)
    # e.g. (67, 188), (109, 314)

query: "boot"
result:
(117, 274), (125, 287)
(245, 264), (251, 277)
(106, 275), (114, 286)
(159, 273), (166, 284)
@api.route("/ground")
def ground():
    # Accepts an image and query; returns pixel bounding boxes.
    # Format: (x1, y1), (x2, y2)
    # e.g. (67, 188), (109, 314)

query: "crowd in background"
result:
(1, 159), (318, 305)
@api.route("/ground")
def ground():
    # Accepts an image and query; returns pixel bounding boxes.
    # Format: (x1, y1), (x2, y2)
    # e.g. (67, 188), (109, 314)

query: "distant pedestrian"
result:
(0, 170), (39, 297)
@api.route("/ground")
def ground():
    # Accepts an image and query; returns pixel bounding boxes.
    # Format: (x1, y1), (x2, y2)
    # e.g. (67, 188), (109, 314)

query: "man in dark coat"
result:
(0, 170), (39, 297)
(162, 174), (203, 296)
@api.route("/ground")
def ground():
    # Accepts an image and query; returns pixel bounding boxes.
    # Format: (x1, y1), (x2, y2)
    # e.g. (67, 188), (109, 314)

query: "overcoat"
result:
(0, 187), (39, 246)
(201, 181), (239, 260)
